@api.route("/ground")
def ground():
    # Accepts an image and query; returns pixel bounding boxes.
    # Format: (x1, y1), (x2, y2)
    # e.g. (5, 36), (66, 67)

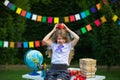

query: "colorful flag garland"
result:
(0, 40), (41, 48)
(1, 0), (120, 48)
(3, 0), (102, 24)
(1, 14), (119, 48)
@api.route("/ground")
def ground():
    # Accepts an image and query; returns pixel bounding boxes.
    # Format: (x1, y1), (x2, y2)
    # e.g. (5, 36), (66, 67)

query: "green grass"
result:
(0, 65), (120, 80)
(96, 68), (120, 80)
(0, 65), (30, 80)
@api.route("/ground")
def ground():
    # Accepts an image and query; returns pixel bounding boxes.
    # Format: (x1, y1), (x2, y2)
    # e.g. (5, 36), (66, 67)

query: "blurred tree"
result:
(0, 0), (120, 67)
(0, 0), (30, 64)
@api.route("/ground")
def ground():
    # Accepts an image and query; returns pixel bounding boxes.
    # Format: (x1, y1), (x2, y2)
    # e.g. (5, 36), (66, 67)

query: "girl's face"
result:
(57, 35), (66, 44)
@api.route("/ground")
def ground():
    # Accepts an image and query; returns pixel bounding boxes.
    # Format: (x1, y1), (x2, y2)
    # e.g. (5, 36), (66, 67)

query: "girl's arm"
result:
(42, 24), (57, 46)
(63, 24), (80, 47)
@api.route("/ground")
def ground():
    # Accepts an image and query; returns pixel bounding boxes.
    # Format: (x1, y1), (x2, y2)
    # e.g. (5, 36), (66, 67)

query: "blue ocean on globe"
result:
(24, 50), (43, 70)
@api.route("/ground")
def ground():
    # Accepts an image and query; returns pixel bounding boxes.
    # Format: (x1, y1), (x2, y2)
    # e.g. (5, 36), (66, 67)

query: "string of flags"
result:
(0, 0), (120, 48)
(3, 0), (102, 24)
(77, 16), (107, 34)
(78, 14), (120, 34)
(0, 16), (106, 48)
(78, 0), (120, 34)
(0, 40), (41, 48)
(0, 14), (119, 48)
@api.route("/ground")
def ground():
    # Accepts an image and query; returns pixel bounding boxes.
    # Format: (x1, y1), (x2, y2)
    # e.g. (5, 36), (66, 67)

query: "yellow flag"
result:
(16, 8), (22, 14)
(54, 17), (59, 23)
(10, 42), (14, 48)
(29, 41), (34, 48)
(112, 15), (118, 22)
(100, 16), (107, 23)
(64, 17), (69, 23)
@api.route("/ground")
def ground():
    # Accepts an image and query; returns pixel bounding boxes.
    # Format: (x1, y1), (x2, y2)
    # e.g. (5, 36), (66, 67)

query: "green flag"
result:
(0, 41), (3, 47)
(81, 27), (87, 34)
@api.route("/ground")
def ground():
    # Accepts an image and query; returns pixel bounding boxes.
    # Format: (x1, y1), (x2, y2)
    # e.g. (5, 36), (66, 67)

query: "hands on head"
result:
(53, 23), (70, 32)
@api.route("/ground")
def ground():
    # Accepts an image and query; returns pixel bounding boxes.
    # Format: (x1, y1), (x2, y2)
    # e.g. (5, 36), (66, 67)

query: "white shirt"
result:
(50, 42), (72, 66)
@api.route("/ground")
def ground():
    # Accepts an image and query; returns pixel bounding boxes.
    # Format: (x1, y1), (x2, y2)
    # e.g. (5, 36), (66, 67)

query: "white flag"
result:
(4, 41), (9, 48)
(75, 14), (81, 21)
(31, 14), (37, 21)
(4, 0), (9, 6)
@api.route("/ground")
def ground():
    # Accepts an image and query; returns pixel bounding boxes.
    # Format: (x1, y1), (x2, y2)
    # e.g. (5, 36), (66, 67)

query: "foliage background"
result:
(0, 0), (120, 68)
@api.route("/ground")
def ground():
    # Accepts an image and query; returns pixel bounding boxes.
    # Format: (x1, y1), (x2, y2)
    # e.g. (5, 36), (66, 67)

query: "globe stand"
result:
(29, 70), (40, 76)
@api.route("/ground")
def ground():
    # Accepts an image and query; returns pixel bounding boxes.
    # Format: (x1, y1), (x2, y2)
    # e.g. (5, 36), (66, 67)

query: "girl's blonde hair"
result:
(46, 28), (74, 64)
(52, 29), (70, 43)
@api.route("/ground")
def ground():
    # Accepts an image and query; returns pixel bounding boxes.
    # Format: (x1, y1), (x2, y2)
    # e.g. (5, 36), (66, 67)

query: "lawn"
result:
(0, 65), (120, 80)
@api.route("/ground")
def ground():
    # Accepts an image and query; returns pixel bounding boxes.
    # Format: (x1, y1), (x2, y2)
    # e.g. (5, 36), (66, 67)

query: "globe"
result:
(24, 50), (43, 75)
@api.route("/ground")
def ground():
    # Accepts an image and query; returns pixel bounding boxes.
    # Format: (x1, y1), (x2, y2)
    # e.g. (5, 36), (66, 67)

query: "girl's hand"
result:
(62, 23), (70, 32)
(52, 24), (58, 32)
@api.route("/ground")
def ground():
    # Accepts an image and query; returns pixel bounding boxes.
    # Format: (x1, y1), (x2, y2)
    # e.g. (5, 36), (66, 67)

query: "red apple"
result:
(77, 71), (81, 76)
(57, 23), (64, 29)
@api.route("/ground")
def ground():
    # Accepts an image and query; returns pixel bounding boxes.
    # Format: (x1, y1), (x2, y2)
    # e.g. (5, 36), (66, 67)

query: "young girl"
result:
(42, 23), (79, 80)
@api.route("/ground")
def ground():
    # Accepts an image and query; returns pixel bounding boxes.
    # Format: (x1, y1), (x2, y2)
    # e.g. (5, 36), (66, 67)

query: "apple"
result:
(77, 71), (81, 76)
(57, 23), (64, 29)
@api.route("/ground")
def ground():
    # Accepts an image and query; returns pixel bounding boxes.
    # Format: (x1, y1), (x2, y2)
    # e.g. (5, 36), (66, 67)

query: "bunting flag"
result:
(0, 40), (41, 48)
(100, 16), (107, 23)
(86, 24), (92, 31)
(26, 12), (32, 19)
(10, 4), (16, 11)
(35, 40), (41, 47)
(42, 16), (47, 22)
(3, 0), (9, 6)
(1, 0), (120, 48)
(80, 12), (87, 19)
(90, 7), (97, 13)
(54, 17), (59, 23)
(32, 14), (37, 21)
(0, 14), (119, 48)
(48, 17), (53, 23)
(4, 41), (9, 48)
(29, 41), (34, 48)
(81, 27), (87, 34)
(16, 8), (22, 14)
(23, 42), (28, 48)
(85, 10), (90, 16)
(64, 17), (69, 23)
(79, 16), (108, 34)
(112, 15), (118, 22)
(75, 14), (81, 21)
(96, 3), (101, 10)
(3, 0), (103, 24)
(0, 41), (3, 47)
(118, 20), (120, 26)
(70, 15), (75, 22)
(10, 42), (15, 48)
(37, 15), (42, 22)
(102, 0), (109, 5)
(94, 19), (101, 27)
(17, 42), (22, 48)
(21, 10), (27, 17)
